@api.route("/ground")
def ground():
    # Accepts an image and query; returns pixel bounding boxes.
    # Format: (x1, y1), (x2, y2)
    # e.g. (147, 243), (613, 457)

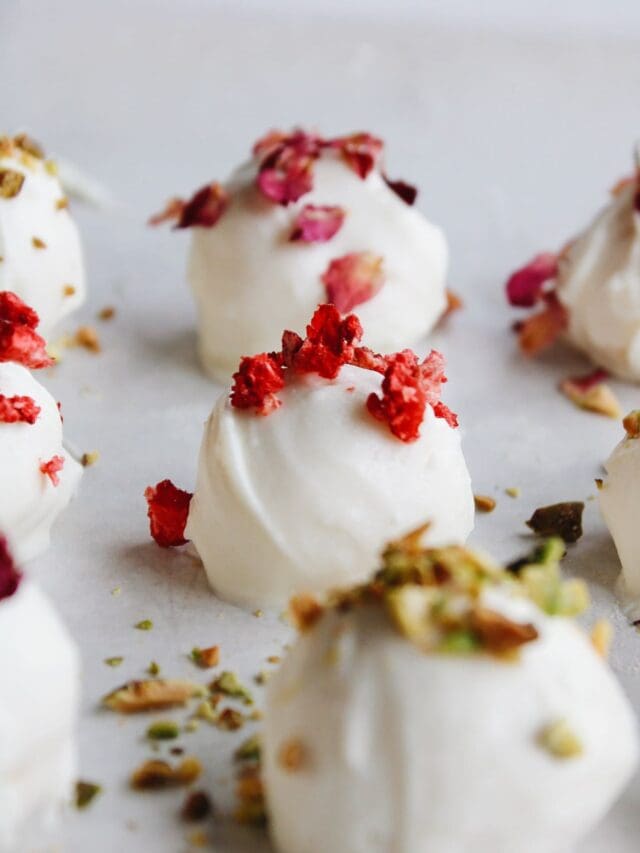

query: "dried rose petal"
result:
(176, 183), (228, 229)
(40, 455), (65, 486)
(506, 253), (558, 308)
(0, 291), (52, 369)
(286, 304), (363, 380)
(518, 294), (568, 356)
(526, 502), (584, 543)
(257, 151), (315, 205)
(289, 205), (345, 243)
(383, 175), (418, 205)
(439, 289), (463, 325)
(330, 133), (383, 179)
(560, 370), (621, 418)
(145, 480), (193, 548)
(230, 353), (285, 415)
(0, 394), (40, 424)
(148, 197), (185, 227)
(366, 349), (455, 442)
(0, 536), (21, 601)
(322, 252), (385, 314)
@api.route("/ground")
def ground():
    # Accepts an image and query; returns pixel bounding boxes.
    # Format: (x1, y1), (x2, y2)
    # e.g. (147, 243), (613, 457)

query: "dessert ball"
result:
(151, 129), (448, 380)
(0, 539), (80, 850)
(146, 305), (474, 609)
(263, 537), (638, 853)
(0, 292), (82, 561)
(599, 409), (640, 611)
(506, 155), (640, 380)
(0, 134), (86, 337)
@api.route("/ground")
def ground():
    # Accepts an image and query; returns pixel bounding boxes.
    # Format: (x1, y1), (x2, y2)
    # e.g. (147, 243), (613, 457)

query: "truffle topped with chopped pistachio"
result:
(0, 134), (85, 335)
(263, 531), (638, 853)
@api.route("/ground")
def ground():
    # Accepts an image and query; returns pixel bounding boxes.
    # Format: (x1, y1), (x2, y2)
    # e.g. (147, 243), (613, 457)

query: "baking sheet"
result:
(2, 2), (640, 850)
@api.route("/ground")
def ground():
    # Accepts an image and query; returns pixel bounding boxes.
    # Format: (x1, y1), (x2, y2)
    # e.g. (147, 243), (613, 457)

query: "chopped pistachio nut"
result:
(75, 780), (102, 809)
(623, 410), (640, 439)
(75, 325), (101, 353)
(81, 451), (99, 467)
(98, 305), (116, 321)
(14, 133), (44, 159)
(235, 734), (262, 763)
(591, 619), (613, 659)
(253, 609), (263, 618)
(505, 487), (520, 498)
(526, 502), (584, 543)
(147, 720), (180, 741)
(234, 767), (266, 826)
(135, 619), (153, 631)
(147, 661), (160, 676)
(595, 478), (604, 491)
(0, 169), (25, 199)
(537, 719), (583, 759)
(217, 707), (245, 731)
(474, 494), (496, 513)
(561, 377), (621, 419)
(130, 757), (202, 790)
(181, 790), (213, 821)
(277, 738), (308, 772)
(104, 656), (124, 667)
(191, 645), (220, 668)
(111, 586), (122, 596)
(44, 159), (58, 176)
(211, 671), (254, 705)
(103, 679), (203, 713)
(62, 284), (76, 296)
(56, 196), (69, 210)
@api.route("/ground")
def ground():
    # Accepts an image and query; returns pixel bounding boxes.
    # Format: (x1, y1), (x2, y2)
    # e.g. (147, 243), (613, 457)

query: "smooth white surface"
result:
(2, 2), (640, 851)
(187, 365), (473, 609)
(189, 155), (448, 378)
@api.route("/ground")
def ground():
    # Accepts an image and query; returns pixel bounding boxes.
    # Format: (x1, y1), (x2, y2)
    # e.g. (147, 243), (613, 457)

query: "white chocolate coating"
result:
(188, 155), (448, 381)
(557, 181), (640, 381)
(186, 365), (474, 609)
(0, 581), (80, 851)
(0, 363), (82, 562)
(264, 588), (638, 853)
(0, 147), (85, 337)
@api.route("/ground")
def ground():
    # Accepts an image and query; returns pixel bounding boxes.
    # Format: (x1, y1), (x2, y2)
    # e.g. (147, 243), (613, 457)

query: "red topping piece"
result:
(0, 291), (52, 369)
(366, 349), (455, 442)
(322, 252), (385, 314)
(330, 133), (384, 180)
(148, 197), (185, 227)
(383, 175), (418, 206)
(40, 455), (64, 486)
(255, 131), (322, 206)
(144, 479), (193, 548)
(176, 183), (228, 229)
(0, 394), (40, 424)
(290, 205), (345, 243)
(517, 293), (569, 356)
(0, 536), (21, 602)
(230, 353), (285, 415)
(286, 304), (363, 380)
(506, 253), (559, 308)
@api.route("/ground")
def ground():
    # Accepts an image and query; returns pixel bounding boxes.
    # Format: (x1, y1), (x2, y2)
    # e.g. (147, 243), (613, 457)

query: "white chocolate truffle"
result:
(183, 132), (447, 380)
(599, 411), (640, 612)
(0, 578), (80, 850)
(186, 357), (473, 610)
(0, 362), (82, 562)
(0, 136), (85, 337)
(263, 544), (638, 853)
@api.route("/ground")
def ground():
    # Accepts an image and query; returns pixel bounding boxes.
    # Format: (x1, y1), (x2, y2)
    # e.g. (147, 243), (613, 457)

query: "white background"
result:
(2, 1), (640, 850)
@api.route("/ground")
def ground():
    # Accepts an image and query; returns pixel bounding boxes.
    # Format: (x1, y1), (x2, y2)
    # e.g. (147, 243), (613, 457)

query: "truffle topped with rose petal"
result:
(145, 304), (474, 609)
(0, 134), (85, 336)
(0, 291), (82, 561)
(506, 150), (640, 381)
(150, 129), (449, 379)
(262, 535), (638, 853)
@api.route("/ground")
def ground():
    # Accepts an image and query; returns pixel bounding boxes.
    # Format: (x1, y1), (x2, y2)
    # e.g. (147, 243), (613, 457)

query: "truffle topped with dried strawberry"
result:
(506, 148), (640, 381)
(146, 304), (473, 609)
(0, 134), (85, 336)
(150, 129), (449, 380)
(0, 291), (82, 561)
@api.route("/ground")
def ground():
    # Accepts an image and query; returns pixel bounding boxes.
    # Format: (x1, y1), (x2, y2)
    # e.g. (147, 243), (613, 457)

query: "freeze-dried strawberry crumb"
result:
(366, 349), (454, 442)
(383, 175), (418, 205)
(506, 253), (559, 308)
(231, 353), (286, 415)
(287, 304), (363, 380)
(40, 455), (65, 486)
(145, 480), (193, 548)
(0, 394), (40, 424)
(322, 252), (385, 313)
(330, 133), (383, 179)
(290, 205), (345, 243)
(0, 536), (21, 602)
(0, 291), (52, 369)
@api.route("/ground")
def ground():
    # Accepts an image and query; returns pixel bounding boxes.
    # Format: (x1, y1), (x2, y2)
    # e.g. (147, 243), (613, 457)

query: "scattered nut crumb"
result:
(277, 738), (308, 772)
(75, 780), (102, 809)
(526, 502), (584, 543)
(591, 619), (613, 659)
(130, 757), (202, 790)
(81, 451), (99, 467)
(63, 284), (76, 297)
(103, 679), (202, 713)
(191, 645), (220, 668)
(98, 305), (116, 321)
(474, 494), (496, 513)
(32, 236), (47, 249)
(74, 325), (101, 353)
(537, 719), (583, 759)
(181, 790), (213, 821)
(505, 487), (520, 498)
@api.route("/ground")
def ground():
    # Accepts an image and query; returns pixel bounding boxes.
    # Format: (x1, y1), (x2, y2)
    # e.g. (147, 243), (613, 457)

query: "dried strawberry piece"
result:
(176, 183), (228, 229)
(0, 292), (39, 328)
(290, 205), (345, 243)
(145, 480), (193, 548)
(322, 252), (385, 314)
(40, 455), (64, 486)
(0, 536), (21, 601)
(383, 175), (418, 205)
(0, 394), (40, 424)
(288, 305), (363, 380)
(366, 349), (454, 442)
(506, 253), (558, 308)
(0, 291), (52, 369)
(148, 197), (185, 227)
(330, 133), (383, 179)
(518, 293), (569, 356)
(230, 353), (285, 415)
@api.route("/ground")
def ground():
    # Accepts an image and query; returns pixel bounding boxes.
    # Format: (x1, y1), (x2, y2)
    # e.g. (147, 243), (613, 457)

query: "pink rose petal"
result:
(290, 205), (345, 243)
(322, 252), (385, 313)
